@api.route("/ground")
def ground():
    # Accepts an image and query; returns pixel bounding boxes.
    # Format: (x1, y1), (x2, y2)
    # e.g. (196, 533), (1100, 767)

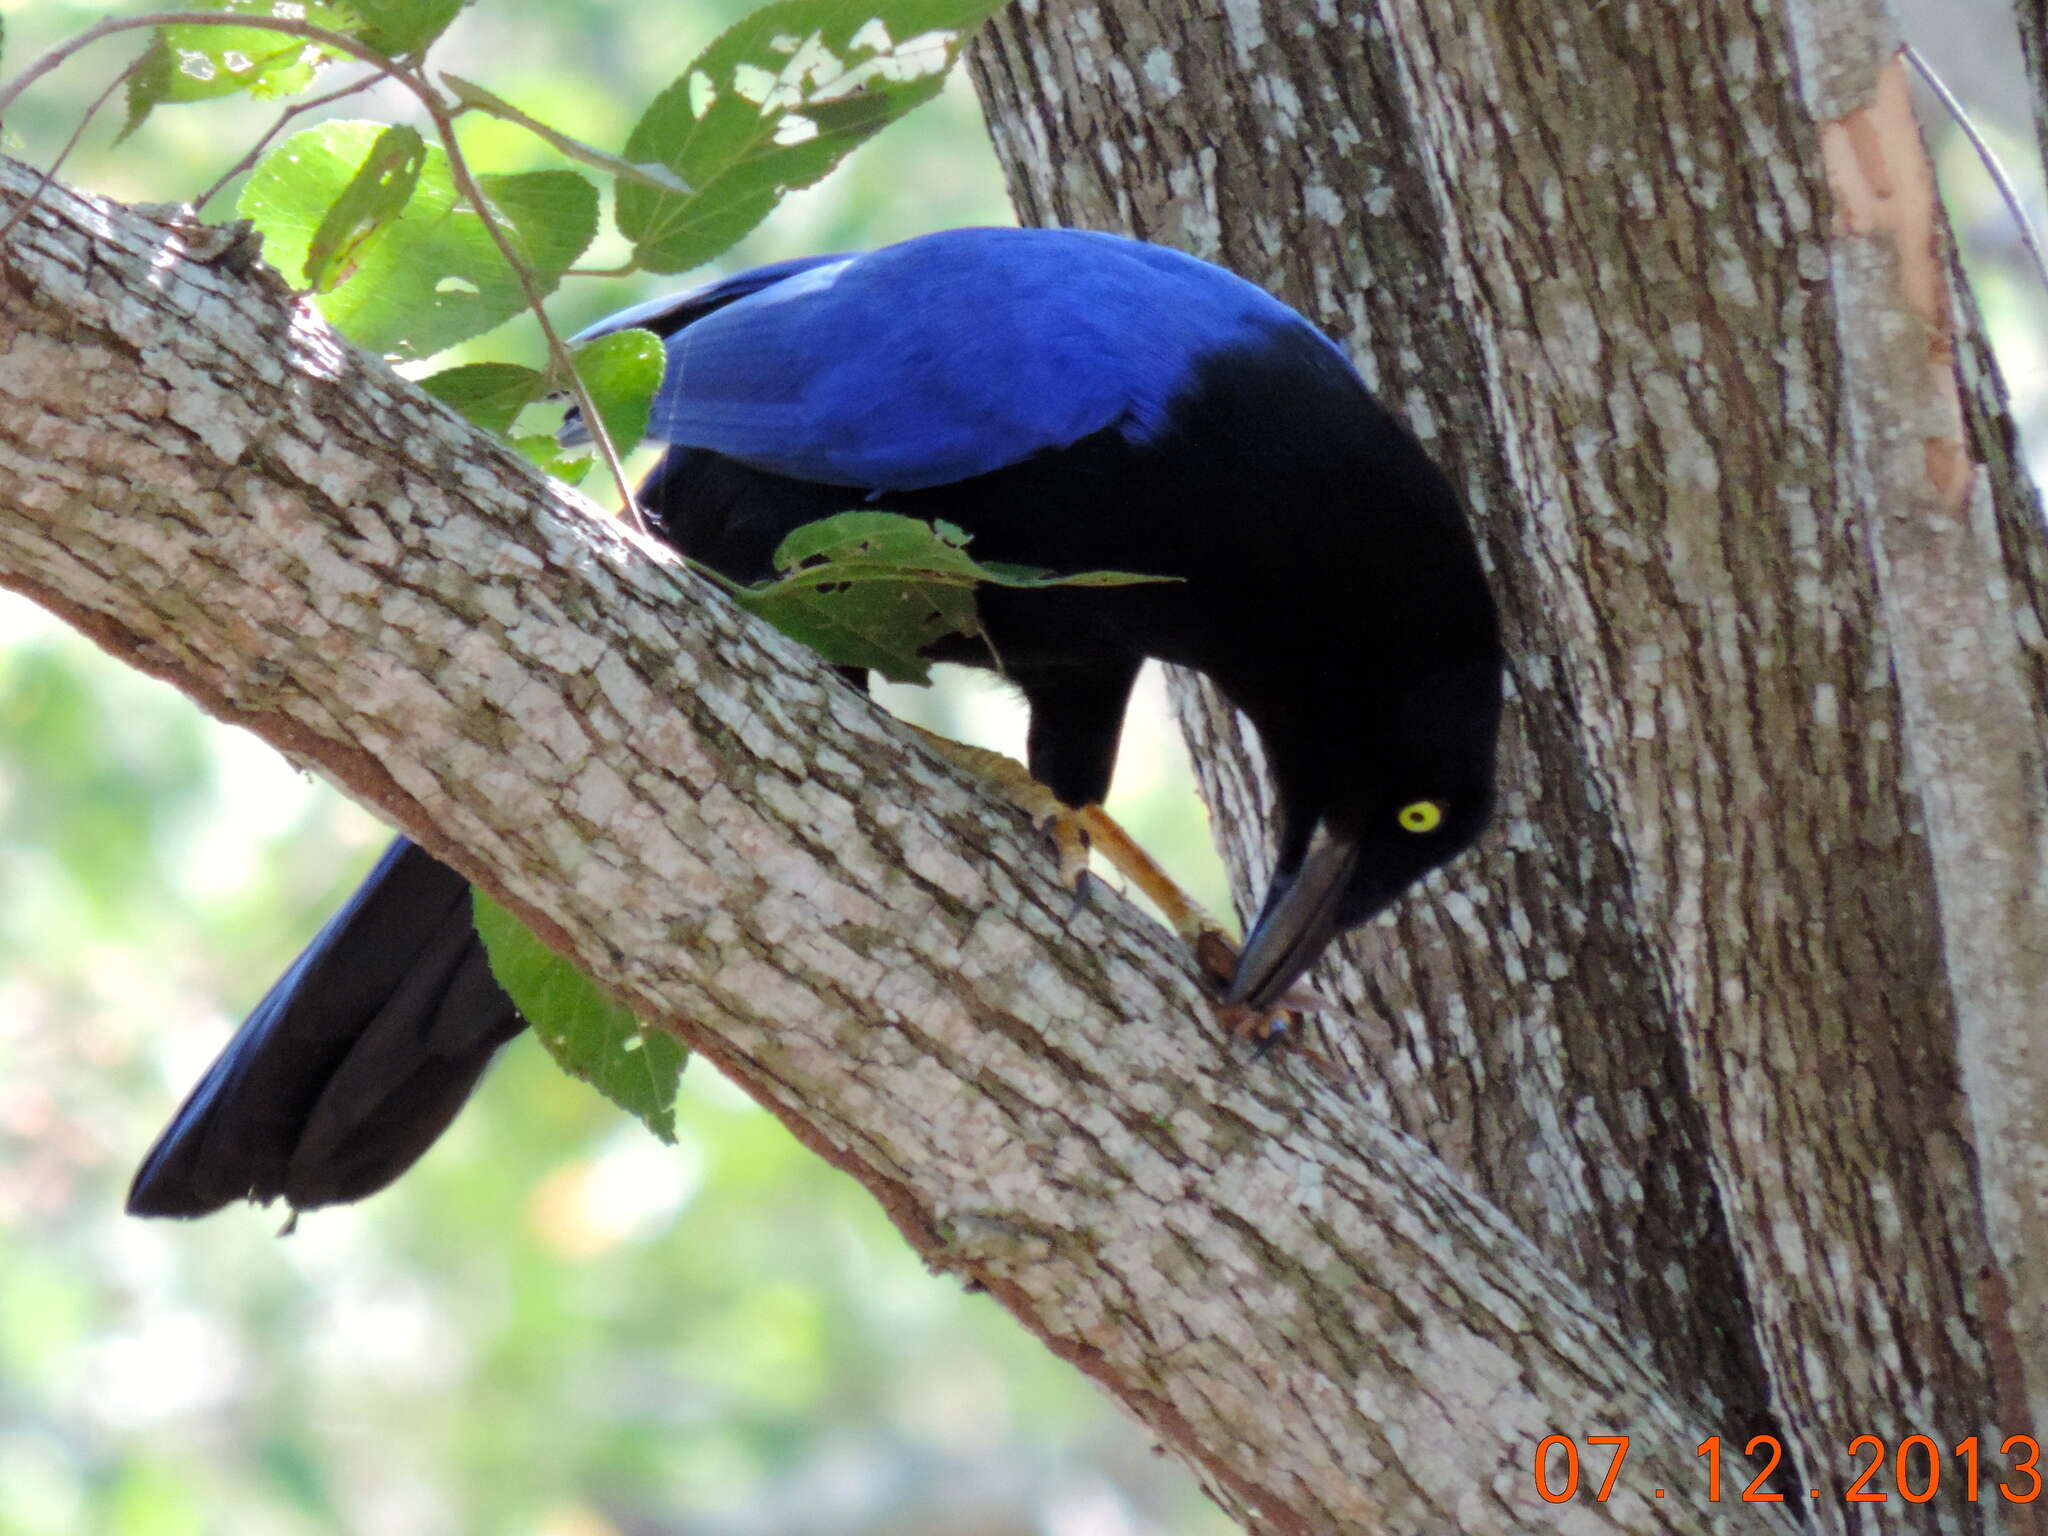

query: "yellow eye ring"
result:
(1397, 800), (1444, 834)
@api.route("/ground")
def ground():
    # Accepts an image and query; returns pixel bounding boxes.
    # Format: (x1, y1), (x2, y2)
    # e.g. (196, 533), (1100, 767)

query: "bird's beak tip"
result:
(1226, 826), (1361, 1011)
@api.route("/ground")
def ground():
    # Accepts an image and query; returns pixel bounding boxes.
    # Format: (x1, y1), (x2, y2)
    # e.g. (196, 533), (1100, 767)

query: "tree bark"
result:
(0, 160), (1807, 1535)
(971, 0), (2048, 1532)
(2021, 0), (2048, 178)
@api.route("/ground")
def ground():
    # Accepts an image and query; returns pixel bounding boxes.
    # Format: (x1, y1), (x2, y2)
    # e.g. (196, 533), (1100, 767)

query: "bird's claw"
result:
(1066, 867), (1098, 924)
(1046, 808), (1093, 898)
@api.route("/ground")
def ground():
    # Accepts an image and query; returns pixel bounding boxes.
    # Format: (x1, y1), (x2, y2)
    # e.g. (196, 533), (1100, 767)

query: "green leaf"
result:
(974, 559), (1178, 589)
(347, 0), (466, 55)
(617, 0), (1009, 273)
(302, 124), (425, 293)
(570, 330), (665, 457)
(442, 73), (691, 197)
(417, 361), (546, 435)
(475, 169), (600, 285)
(512, 433), (594, 485)
(732, 513), (1174, 685)
(124, 2), (356, 138)
(241, 122), (588, 358)
(473, 890), (683, 1143)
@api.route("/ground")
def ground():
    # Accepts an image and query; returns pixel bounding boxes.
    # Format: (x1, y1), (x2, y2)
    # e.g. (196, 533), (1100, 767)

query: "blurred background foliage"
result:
(3, 1), (2044, 1533)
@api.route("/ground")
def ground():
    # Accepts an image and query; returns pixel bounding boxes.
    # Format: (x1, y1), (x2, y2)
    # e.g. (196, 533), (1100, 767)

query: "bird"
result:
(126, 226), (1503, 1220)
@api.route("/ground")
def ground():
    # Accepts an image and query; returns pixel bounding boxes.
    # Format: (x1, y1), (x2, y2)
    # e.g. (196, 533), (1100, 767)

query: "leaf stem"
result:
(193, 68), (388, 212)
(0, 8), (651, 535)
(1902, 44), (2048, 306)
(0, 55), (141, 249)
(415, 93), (649, 535)
(0, 12), (408, 121)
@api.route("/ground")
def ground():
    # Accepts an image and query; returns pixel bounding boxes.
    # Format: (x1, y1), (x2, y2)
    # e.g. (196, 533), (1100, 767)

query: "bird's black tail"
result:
(126, 837), (524, 1218)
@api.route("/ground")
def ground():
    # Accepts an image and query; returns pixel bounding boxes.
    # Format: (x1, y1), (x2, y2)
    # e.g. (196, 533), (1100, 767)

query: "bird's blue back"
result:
(595, 228), (1354, 492)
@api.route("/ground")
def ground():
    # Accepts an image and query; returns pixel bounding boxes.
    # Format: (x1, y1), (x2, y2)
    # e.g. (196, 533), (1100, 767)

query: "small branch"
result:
(193, 69), (388, 212)
(0, 57), (140, 249)
(1904, 43), (2048, 303)
(0, 12), (409, 121)
(0, 7), (650, 535)
(413, 91), (649, 536)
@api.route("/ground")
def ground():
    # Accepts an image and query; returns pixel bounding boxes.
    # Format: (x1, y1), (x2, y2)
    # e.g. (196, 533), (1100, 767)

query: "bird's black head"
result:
(1226, 626), (1503, 1013)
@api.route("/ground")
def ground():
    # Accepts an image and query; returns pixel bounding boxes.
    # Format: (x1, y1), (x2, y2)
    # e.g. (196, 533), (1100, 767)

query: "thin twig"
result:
(0, 12), (407, 121)
(193, 68), (388, 212)
(1903, 43), (2048, 305)
(0, 8), (651, 532)
(412, 91), (649, 536)
(0, 57), (141, 249)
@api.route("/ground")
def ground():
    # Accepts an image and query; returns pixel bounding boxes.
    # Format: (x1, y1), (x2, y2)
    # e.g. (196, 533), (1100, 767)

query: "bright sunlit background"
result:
(3, 0), (2045, 1532)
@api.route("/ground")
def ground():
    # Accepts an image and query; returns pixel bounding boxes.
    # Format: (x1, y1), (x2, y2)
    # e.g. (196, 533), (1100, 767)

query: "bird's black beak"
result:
(1227, 824), (1360, 1011)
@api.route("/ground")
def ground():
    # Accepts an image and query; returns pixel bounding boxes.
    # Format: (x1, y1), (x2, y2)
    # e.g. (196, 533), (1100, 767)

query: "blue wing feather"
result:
(559, 253), (855, 447)
(568, 253), (856, 346)
(622, 228), (1348, 491)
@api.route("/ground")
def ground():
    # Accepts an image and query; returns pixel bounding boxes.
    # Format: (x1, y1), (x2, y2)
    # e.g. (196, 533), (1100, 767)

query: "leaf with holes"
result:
(302, 124), (426, 293)
(732, 513), (1174, 685)
(617, 0), (1009, 273)
(124, 1), (357, 138)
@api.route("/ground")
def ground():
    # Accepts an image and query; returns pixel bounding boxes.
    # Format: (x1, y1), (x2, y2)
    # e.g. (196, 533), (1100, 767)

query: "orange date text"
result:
(1534, 1434), (2042, 1505)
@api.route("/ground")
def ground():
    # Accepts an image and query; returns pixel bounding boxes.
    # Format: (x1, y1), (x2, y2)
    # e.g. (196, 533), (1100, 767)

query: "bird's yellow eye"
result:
(1397, 800), (1444, 834)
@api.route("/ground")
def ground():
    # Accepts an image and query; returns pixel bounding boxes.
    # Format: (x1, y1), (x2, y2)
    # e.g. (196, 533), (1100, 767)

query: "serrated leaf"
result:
(418, 361), (545, 435)
(475, 169), (599, 285)
(347, 0), (465, 55)
(617, 0), (1008, 273)
(473, 890), (683, 1143)
(442, 73), (691, 197)
(772, 512), (980, 575)
(241, 121), (575, 358)
(303, 124), (425, 292)
(731, 512), (1174, 684)
(736, 562), (979, 684)
(570, 330), (665, 457)
(123, 2), (356, 138)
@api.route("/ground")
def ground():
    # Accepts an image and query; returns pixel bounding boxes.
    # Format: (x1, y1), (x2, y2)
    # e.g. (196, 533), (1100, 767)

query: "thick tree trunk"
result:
(972, 1), (2048, 1533)
(0, 160), (1804, 1535)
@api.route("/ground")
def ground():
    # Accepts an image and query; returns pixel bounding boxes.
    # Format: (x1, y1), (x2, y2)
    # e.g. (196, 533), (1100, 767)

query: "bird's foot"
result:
(1071, 805), (1237, 954)
(908, 728), (1093, 907)
(910, 728), (1348, 1075)
(907, 727), (1238, 946)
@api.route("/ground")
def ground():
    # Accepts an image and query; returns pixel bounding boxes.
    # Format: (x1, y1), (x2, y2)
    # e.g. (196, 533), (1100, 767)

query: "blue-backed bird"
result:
(127, 227), (1503, 1219)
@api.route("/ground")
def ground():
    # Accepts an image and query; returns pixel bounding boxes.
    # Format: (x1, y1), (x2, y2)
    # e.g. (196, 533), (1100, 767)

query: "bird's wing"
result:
(569, 253), (857, 345)
(558, 254), (856, 446)
(637, 227), (1323, 490)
